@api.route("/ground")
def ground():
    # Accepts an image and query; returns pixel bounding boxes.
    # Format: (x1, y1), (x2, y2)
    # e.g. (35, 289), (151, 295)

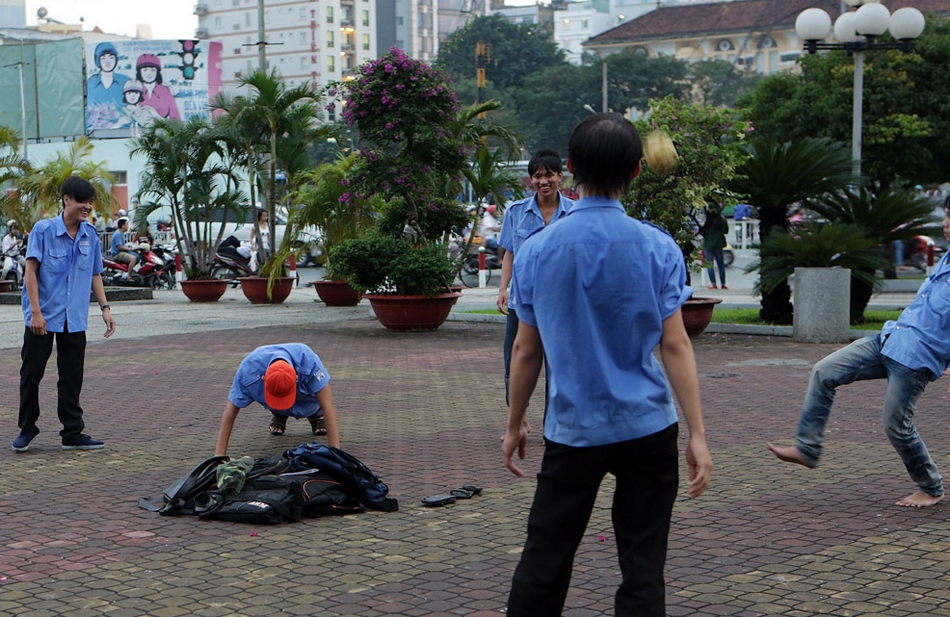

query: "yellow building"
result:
(584, 0), (950, 75)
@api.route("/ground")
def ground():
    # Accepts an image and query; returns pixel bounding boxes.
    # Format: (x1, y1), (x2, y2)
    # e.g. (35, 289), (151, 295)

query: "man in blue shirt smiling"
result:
(502, 114), (712, 617)
(13, 177), (116, 453)
(768, 198), (950, 508)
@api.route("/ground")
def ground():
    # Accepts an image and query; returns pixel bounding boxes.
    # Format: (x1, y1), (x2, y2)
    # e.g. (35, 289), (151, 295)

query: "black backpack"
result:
(192, 470), (365, 524)
(138, 455), (229, 516)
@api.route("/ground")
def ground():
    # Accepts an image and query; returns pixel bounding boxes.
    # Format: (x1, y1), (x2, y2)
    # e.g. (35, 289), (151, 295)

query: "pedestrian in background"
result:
(13, 176), (116, 453)
(502, 114), (712, 617)
(700, 204), (729, 290)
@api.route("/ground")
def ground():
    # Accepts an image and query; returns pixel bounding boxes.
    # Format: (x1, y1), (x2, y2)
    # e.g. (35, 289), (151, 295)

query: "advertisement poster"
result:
(85, 39), (222, 133)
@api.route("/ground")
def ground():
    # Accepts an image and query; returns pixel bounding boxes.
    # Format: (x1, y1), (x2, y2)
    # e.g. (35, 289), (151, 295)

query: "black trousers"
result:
(507, 424), (679, 617)
(19, 326), (87, 438)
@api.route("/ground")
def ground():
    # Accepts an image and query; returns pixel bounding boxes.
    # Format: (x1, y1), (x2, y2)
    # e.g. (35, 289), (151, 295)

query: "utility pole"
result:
(475, 42), (490, 118)
(2, 59), (29, 161)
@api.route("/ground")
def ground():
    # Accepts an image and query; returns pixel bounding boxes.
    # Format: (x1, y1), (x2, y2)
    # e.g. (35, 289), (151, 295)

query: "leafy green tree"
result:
(727, 136), (854, 324)
(5, 137), (116, 225)
(738, 15), (950, 188)
(602, 50), (689, 115)
(510, 62), (601, 154)
(212, 70), (324, 265)
(688, 59), (761, 107)
(626, 97), (751, 253)
(132, 117), (247, 278)
(435, 14), (565, 92)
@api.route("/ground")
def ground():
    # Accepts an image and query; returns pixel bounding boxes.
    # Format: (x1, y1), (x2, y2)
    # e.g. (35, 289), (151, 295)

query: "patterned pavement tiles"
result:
(1, 321), (949, 616)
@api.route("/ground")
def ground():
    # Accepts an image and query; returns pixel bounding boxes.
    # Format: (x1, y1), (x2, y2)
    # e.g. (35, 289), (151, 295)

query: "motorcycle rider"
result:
(110, 217), (139, 279)
(479, 204), (502, 252)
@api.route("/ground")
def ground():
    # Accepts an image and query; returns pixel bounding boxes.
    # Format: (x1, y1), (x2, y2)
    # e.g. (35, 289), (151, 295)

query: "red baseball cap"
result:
(264, 360), (297, 410)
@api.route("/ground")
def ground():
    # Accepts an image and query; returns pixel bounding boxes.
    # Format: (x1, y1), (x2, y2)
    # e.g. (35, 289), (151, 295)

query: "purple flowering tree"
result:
(328, 48), (472, 295)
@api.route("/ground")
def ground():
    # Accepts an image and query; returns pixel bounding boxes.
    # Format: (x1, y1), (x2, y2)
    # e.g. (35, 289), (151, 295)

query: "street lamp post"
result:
(795, 1), (925, 180)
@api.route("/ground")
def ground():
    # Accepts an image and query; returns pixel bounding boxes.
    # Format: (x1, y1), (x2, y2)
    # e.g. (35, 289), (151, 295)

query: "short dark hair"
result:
(61, 176), (97, 204)
(568, 113), (642, 197)
(527, 149), (563, 176)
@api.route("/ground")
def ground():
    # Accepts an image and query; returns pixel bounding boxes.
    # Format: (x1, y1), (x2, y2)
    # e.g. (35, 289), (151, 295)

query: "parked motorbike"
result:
(905, 235), (944, 272)
(211, 238), (257, 283)
(2, 246), (25, 290)
(102, 241), (177, 289)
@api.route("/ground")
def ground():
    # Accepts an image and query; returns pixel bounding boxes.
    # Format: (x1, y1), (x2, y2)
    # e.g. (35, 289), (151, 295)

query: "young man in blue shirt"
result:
(215, 343), (341, 456)
(496, 150), (573, 416)
(502, 114), (712, 617)
(768, 199), (950, 508)
(13, 177), (117, 452)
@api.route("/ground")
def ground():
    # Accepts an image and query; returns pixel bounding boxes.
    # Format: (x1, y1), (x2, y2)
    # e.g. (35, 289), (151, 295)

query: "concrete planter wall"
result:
(793, 267), (851, 343)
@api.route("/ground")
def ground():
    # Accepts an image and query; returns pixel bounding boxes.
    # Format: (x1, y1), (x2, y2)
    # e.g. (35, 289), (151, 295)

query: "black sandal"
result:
(269, 414), (287, 436)
(309, 415), (327, 436)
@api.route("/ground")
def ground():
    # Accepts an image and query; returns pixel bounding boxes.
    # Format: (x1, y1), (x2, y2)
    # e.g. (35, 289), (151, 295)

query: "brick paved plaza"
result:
(2, 312), (950, 616)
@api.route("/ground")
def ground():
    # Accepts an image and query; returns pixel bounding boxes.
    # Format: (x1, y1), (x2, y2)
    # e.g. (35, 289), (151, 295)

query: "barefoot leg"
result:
(896, 491), (944, 508)
(766, 442), (816, 469)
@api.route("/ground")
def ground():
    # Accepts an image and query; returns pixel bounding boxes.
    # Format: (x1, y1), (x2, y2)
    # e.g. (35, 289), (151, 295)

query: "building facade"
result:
(584, 0), (950, 75)
(194, 0), (378, 93)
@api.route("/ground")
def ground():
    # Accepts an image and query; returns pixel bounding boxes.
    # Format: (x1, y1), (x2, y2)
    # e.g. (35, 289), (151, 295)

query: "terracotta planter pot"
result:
(682, 296), (722, 339)
(312, 280), (362, 307)
(240, 276), (295, 304)
(180, 279), (228, 303)
(364, 292), (461, 332)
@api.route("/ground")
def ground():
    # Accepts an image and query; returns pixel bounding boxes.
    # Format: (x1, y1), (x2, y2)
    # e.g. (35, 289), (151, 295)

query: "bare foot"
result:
(896, 491), (944, 508)
(766, 442), (815, 468)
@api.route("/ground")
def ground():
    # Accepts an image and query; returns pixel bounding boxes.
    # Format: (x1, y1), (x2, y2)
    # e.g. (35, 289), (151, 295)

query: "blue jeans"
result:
(704, 248), (725, 286)
(796, 335), (943, 496)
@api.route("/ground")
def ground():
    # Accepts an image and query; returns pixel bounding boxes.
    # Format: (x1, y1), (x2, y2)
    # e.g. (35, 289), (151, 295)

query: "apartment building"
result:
(194, 0), (377, 94)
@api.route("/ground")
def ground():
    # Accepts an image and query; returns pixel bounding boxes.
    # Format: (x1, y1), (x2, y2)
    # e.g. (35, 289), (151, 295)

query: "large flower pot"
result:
(364, 292), (461, 332)
(180, 279), (228, 303)
(682, 296), (722, 339)
(312, 280), (362, 307)
(0, 279), (14, 292)
(240, 276), (295, 304)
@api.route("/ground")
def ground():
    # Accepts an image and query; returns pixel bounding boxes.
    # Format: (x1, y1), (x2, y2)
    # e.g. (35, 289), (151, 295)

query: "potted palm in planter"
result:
(748, 222), (886, 343)
(132, 117), (248, 302)
(322, 49), (474, 331)
(291, 153), (380, 306)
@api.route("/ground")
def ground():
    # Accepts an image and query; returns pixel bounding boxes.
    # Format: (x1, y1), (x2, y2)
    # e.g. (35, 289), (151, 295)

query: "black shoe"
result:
(12, 430), (37, 452)
(62, 434), (104, 450)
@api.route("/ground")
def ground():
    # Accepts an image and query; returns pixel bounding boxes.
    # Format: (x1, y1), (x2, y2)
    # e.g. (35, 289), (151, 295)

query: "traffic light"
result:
(178, 40), (200, 80)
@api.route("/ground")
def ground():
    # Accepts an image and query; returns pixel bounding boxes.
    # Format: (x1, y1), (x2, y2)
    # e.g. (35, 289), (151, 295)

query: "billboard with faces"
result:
(85, 39), (222, 135)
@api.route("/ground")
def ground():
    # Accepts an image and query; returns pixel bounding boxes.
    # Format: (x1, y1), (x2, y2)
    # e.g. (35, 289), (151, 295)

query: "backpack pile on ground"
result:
(138, 444), (398, 524)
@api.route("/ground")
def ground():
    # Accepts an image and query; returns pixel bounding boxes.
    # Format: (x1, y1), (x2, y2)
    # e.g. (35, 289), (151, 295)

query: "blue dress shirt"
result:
(512, 196), (693, 447)
(22, 216), (104, 333)
(229, 344), (331, 418)
(881, 251), (950, 380)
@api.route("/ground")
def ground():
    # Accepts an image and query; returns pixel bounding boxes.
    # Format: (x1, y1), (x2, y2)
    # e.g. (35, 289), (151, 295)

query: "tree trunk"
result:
(849, 272), (874, 325)
(758, 205), (793, 325)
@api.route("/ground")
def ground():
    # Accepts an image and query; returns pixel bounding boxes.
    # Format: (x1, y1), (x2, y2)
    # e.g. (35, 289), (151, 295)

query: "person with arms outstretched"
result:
(768, 197), (950, 508)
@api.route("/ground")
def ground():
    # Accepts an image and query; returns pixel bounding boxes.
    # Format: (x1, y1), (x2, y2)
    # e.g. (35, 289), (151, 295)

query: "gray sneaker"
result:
(62, 434), (104, 450)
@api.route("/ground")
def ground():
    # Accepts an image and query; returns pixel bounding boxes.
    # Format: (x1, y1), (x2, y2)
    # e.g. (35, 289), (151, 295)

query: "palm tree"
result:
(727, 136), (854, 324)
(807, 187), (940, 323)
(6, 137), (116, 224)
(211, 70), (324, 266)
(131, 117), (247, 278)
(290, 153), (382, 276)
